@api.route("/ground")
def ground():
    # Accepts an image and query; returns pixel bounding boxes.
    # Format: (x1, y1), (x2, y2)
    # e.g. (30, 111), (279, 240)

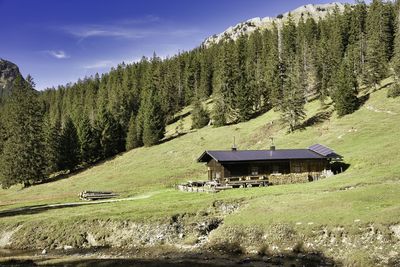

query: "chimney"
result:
(232, 136), (237, 151)
(269, 137), (276, 151)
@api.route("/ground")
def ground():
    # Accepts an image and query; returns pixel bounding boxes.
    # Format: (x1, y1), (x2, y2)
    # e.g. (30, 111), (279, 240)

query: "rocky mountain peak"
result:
(203, 2), (346, 47)
(0, 58), (22, 98)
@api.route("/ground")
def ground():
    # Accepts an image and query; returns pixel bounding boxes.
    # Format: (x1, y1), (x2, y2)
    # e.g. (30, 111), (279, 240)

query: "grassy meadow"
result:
(0, 79), (399, 231)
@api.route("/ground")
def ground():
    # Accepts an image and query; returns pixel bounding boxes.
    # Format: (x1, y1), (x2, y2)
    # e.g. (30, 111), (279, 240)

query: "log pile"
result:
(79, 191), (118, 201)
(268, 173), (311, 185)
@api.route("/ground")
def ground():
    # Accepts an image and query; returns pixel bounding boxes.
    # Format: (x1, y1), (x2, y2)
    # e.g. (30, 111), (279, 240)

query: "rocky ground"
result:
(1, 200), (399, 266)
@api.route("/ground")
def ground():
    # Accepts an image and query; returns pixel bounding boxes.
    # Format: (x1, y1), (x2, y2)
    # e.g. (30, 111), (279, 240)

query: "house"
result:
(197, 144), (342, 186)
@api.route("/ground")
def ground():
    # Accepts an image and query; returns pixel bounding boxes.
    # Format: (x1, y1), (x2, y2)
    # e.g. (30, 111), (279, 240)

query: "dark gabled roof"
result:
(197, 144), (342, 163)
(308, 144), (343, 160)
(198, 149), (324, 163)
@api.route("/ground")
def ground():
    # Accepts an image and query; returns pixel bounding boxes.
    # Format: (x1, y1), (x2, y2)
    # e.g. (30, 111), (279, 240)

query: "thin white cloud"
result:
(46, 50), (70, 59)
(118, 15), (160, 25)
(63, 25), (153, 39)
(58, 16), (200, 41)
(83, 60), (114, 69)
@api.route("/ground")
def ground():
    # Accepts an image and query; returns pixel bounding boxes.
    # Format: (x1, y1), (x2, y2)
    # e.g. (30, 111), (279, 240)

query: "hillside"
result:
(0, 79), (399, 266)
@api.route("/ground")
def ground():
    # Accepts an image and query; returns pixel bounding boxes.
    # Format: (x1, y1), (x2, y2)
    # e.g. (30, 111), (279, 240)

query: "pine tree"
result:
(246, 29), (265, 110)
(212, 95), (227, 127)
(126, 114), (140, 150)
(44, 117), (62, 175)
(263, 25), (281, 108)
(280, 58), (306, 133)
(234, 35), (253, 122)
(392, 1), (400, 82)
(59, 117), (80, 171)
(78, 114), (100, 164)
(345, 1), (367, 78)
(142, 91), (165, 146)
(0, 114), (6, 157)
(97, 107), (123, 158)
(332, 57), (359, 116)
(365, 0), (392, 88)
(389, 1), (400, 97)
(219, 41), (237, 118)
(191, 97), (209, 129)
(141, 53), (166, 147)
(0, 76), (46, 188)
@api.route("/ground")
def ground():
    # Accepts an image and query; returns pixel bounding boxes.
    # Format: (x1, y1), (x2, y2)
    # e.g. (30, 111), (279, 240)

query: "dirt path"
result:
(0, 191), (160, 217)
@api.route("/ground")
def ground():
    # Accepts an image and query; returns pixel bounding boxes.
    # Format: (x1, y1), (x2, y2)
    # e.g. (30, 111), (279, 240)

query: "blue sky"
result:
(0, 0), (354, 90)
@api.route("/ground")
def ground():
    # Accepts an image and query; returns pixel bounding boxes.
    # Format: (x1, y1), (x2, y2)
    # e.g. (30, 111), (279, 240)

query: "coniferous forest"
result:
(1, 0), (400, 188)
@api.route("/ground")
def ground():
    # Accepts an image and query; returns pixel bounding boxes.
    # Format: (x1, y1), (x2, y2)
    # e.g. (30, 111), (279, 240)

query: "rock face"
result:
(203, 2), (345, 47)
(0, 58), (22, 99)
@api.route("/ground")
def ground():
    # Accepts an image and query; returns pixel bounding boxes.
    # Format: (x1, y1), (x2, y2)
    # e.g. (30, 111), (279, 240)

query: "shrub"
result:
(387, 83), (400, 98)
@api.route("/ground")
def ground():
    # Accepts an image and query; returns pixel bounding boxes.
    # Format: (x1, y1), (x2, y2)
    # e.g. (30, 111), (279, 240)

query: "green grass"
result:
(0, 81), (399, 231)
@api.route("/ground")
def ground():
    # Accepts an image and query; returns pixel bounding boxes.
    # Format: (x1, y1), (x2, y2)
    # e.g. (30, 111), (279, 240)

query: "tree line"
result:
(0, 0), (399, 188)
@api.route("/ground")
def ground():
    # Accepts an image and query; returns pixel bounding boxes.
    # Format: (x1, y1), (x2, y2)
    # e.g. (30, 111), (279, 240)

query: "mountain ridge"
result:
(203, 2), (346, 47)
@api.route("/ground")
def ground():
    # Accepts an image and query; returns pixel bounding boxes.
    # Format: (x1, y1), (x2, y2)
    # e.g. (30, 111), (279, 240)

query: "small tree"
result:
(191, 98), (209, 129)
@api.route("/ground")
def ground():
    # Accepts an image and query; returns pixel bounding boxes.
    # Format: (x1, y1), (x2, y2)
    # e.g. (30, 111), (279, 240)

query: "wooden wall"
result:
(206, 159), (329, 183)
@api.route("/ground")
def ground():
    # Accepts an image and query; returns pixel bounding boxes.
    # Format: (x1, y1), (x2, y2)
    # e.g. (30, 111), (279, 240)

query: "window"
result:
(251, 166), (259, 175)
(292, 162), (301, 173)
(273, 165), (280, 174)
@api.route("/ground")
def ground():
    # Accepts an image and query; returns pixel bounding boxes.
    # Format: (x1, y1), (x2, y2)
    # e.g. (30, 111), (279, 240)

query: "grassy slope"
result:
(0, 80), (399, 230)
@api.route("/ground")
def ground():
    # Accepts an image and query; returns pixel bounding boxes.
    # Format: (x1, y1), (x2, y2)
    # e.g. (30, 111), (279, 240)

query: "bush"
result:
(387, 83), (400, 98)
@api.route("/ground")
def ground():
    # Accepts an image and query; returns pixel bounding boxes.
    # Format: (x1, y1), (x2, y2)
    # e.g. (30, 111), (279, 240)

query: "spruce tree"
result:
(0, 76), (46, 188)
(346, 1), (367, 78)
(191, 97), (209, 129)
(246, 29), (265, 110)
(212, 95), (227, 127)
(365, 0), (392, 88)
(332, 57), (359, 117)
(78, 114), (100, 164)
(263, 25), (281, 107)
(142, 91), (165, 146)
(0, 114), (6, 157)
(389, 1), (400, 98)
(392, 2), (400, 82)
(59, 116), (80, 171)
(98, 107), (123, 158)
(139, 53), (166, 147)
(44, 117), (62, 175)
(126, 114), (141, 150)
(280, 58), (306, 133)
(234, 35), (252, 122)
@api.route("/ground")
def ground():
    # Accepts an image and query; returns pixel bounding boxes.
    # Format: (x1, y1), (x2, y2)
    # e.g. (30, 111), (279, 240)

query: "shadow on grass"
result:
(331, 162), (351, 174)
(159, 131), (189, 145)
(299, 109), (333, 129)
(0, 201), (107, 218)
